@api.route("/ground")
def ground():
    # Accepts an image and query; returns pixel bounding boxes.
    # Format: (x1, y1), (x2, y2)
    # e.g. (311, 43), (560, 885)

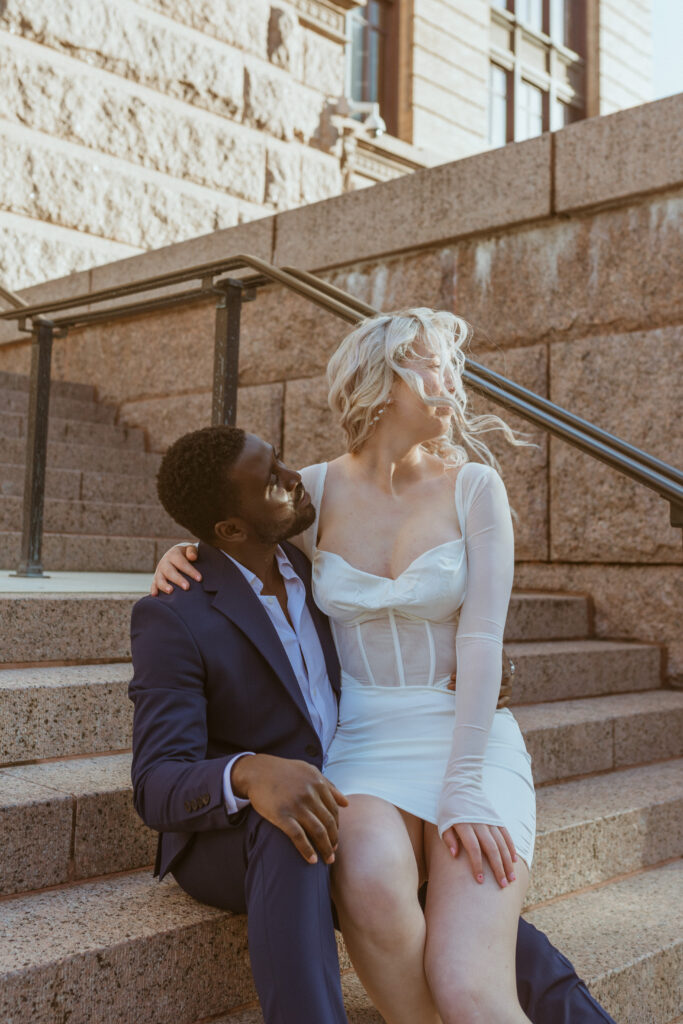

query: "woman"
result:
(155, 309), (535, 1024)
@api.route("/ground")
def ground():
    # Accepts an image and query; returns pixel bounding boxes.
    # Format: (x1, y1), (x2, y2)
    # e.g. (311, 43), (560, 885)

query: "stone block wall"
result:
(0, 0), (375, 290)
(0, 96), (681, 680)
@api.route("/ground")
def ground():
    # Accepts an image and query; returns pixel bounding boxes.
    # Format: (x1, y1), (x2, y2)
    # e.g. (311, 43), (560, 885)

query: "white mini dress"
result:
(296, 461), (536, 867)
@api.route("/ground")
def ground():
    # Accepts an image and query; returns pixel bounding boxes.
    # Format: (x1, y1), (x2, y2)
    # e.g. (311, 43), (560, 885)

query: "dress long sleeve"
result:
(437, 465), (515, 837)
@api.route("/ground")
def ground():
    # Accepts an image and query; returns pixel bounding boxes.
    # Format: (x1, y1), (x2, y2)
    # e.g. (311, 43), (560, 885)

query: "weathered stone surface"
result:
(453, 193), (683, 346)
(265, 145), (302, 208)
(466, 343), (548, 562)
(0, 43), (266, 204)
(0, 0), (245, 121)
(0, 436), (161, 476)
(300, 151), (343, 206)
(238, 286), (348, 385)
(0, 133), (239, 249)
(514, 690), (683, 783)
(549, 326), (683, 564)
(274, 135), (551, 269)
(0, 873), (255, 1024)
(267, 7), (303, 77)
(513, 563), (683, 685)
(0, 495), (177, 538)
(0, 213), (139, 292)
(302, 28), (345, 96)
(135, 0), (270, 58)
(528, 760), (683, 906)
(244, 61), (324, 143)
(0, 773), (72, 894)
(555, 96), (682, 212)
(525, 861), (683, 1024)
(283, 374), (346, 468)
(49, 302), (216, 407)
(87, 216), (275, 293)
(0, 663), (133, 757)
(330, 247), (453, 311)
(118, 382), (284, 453)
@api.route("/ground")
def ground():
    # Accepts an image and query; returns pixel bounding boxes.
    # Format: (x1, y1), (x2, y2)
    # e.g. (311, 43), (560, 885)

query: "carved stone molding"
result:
(290, 0), (362, 43)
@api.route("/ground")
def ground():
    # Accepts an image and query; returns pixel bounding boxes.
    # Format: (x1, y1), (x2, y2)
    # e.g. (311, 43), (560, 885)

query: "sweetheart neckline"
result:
(313, 537), (465, 583)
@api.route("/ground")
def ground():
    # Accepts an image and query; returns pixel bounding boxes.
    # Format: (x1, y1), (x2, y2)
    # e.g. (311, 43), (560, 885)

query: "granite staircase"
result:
(0, 369), (187, 572)
(1, 376), (682, 1023)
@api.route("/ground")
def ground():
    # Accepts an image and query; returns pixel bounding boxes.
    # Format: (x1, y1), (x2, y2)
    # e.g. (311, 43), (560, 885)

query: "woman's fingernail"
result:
(510, 873), (516, 881)
(477, 873), (484, 883)
(500, 878), (508, 887)
(450, 846), (457, 857)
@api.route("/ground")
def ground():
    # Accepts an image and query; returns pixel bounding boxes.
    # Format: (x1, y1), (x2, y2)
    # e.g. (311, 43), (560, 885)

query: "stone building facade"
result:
(0, 0), (653, 290)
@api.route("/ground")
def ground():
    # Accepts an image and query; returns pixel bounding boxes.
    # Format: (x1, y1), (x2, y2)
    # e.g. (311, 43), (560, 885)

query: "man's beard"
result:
(251, 501), (316, 544)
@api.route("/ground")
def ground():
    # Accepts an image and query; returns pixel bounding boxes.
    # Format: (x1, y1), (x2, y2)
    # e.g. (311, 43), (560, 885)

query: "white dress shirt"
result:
(221, 546), (338, 814)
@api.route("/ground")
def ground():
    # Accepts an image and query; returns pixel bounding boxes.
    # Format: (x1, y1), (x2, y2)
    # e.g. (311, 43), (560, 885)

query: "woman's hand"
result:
(150, 544), (202, 596)
(441, 822), (517, 889)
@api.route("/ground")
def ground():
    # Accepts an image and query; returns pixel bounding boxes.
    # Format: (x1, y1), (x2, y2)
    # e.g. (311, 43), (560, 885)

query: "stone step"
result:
(0, 436), (161, 475)
(0, 663), (132, 763)
(2, 749), (681, 900)
(524, 861), (683, 1024)
(0, 861), (679, 1024)
(0, 640), (663, 761)
(0, 591), (591, 666)
(0, 494), (180, 538)
(506, 639), (661, 704)
(1, 387), (117, 424)
(0, 531), (184, 573)
(514, 689), (683, 784)
(0, 411), (145, 450)
(0, 369), (96, 403)
(527, 759), (683, 906)
(0, 462), (159, 503)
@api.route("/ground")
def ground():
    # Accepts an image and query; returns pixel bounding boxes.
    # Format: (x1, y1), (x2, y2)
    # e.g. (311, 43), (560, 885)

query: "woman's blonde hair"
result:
(327, 308), (528, 469)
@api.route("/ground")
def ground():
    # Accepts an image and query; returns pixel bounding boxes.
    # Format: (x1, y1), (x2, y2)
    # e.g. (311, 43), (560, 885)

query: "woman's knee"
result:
(332, 837), (419, 932)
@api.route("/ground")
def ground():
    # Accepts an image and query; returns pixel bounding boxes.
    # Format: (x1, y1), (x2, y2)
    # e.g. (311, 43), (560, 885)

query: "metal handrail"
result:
(1, 253), (681, 574)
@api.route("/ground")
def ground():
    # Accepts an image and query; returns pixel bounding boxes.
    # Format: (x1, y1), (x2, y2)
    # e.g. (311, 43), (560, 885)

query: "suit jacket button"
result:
(184, 801), (192, 812)
(305, 744), (318, 757)
(191, 799), (198, 811)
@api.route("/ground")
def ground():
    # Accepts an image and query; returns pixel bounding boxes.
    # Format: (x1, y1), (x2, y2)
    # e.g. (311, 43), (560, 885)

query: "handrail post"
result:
(211, 280), (255, 426)
(13, 319), (54, 577)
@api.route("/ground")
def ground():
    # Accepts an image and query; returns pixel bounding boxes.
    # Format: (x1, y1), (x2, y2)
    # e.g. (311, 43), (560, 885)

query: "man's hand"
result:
(232, 754), (348, 865)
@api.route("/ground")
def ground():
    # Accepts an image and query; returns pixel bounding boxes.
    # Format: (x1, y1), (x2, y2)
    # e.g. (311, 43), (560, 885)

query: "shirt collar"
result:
(222, 546), (298, 595)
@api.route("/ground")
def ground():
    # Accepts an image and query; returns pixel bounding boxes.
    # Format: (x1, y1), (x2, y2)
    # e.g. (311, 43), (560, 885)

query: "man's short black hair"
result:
(157, 425), (247, 544)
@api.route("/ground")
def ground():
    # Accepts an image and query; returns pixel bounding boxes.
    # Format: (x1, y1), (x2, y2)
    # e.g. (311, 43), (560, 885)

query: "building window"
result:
(345, 1), (401, 137)
(488, 0), (586, 147)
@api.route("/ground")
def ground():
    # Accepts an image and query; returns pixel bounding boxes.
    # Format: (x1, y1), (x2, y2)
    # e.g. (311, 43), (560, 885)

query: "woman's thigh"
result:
(332, 795), (425, 913)
(423, 823), (529, 1006)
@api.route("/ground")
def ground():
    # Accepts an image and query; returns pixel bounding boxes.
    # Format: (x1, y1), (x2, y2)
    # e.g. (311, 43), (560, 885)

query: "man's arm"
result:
(129, 596), (238, 833)
(130, 596), (347, 863)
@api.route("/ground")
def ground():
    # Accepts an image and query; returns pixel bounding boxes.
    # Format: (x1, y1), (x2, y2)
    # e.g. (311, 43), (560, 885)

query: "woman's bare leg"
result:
(331, 795), (440, 1024)
(423, 823), (531, 1024)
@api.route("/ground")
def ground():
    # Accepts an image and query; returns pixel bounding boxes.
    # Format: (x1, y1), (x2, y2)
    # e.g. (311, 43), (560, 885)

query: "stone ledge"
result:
(273, 134), (551, 269)
(555, 94), (683, 212)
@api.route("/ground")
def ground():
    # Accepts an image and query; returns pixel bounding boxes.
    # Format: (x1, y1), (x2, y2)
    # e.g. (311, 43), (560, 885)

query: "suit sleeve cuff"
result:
(223, 752), (255, 815)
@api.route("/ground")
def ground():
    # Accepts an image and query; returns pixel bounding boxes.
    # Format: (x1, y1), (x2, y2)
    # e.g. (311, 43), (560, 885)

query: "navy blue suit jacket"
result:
(129, 540), (341, 880)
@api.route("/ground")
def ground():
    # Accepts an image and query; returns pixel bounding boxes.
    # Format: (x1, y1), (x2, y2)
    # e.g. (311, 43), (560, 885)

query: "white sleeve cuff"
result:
(222, 752), (255, 815)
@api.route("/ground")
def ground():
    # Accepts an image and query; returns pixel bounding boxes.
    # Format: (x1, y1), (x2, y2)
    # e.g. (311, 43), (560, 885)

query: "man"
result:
(129, 425), (616, 1024)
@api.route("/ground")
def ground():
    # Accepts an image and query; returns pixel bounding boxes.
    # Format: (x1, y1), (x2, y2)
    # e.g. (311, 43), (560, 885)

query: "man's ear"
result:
(214, 517), (248, 545)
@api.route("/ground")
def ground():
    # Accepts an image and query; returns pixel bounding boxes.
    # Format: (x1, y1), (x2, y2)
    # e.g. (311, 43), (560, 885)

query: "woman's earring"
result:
(371, 398), (392, 424)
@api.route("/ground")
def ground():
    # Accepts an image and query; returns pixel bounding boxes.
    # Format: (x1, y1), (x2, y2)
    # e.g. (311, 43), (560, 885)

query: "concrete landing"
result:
(0, 570), (152, 594)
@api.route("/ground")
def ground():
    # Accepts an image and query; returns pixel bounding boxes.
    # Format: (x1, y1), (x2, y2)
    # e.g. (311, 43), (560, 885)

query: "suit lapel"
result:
(198, 543), (317, 729)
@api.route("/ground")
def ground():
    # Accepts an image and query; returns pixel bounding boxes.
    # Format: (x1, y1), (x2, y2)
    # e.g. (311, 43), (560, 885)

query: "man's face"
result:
(222, 433), (315, 544)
